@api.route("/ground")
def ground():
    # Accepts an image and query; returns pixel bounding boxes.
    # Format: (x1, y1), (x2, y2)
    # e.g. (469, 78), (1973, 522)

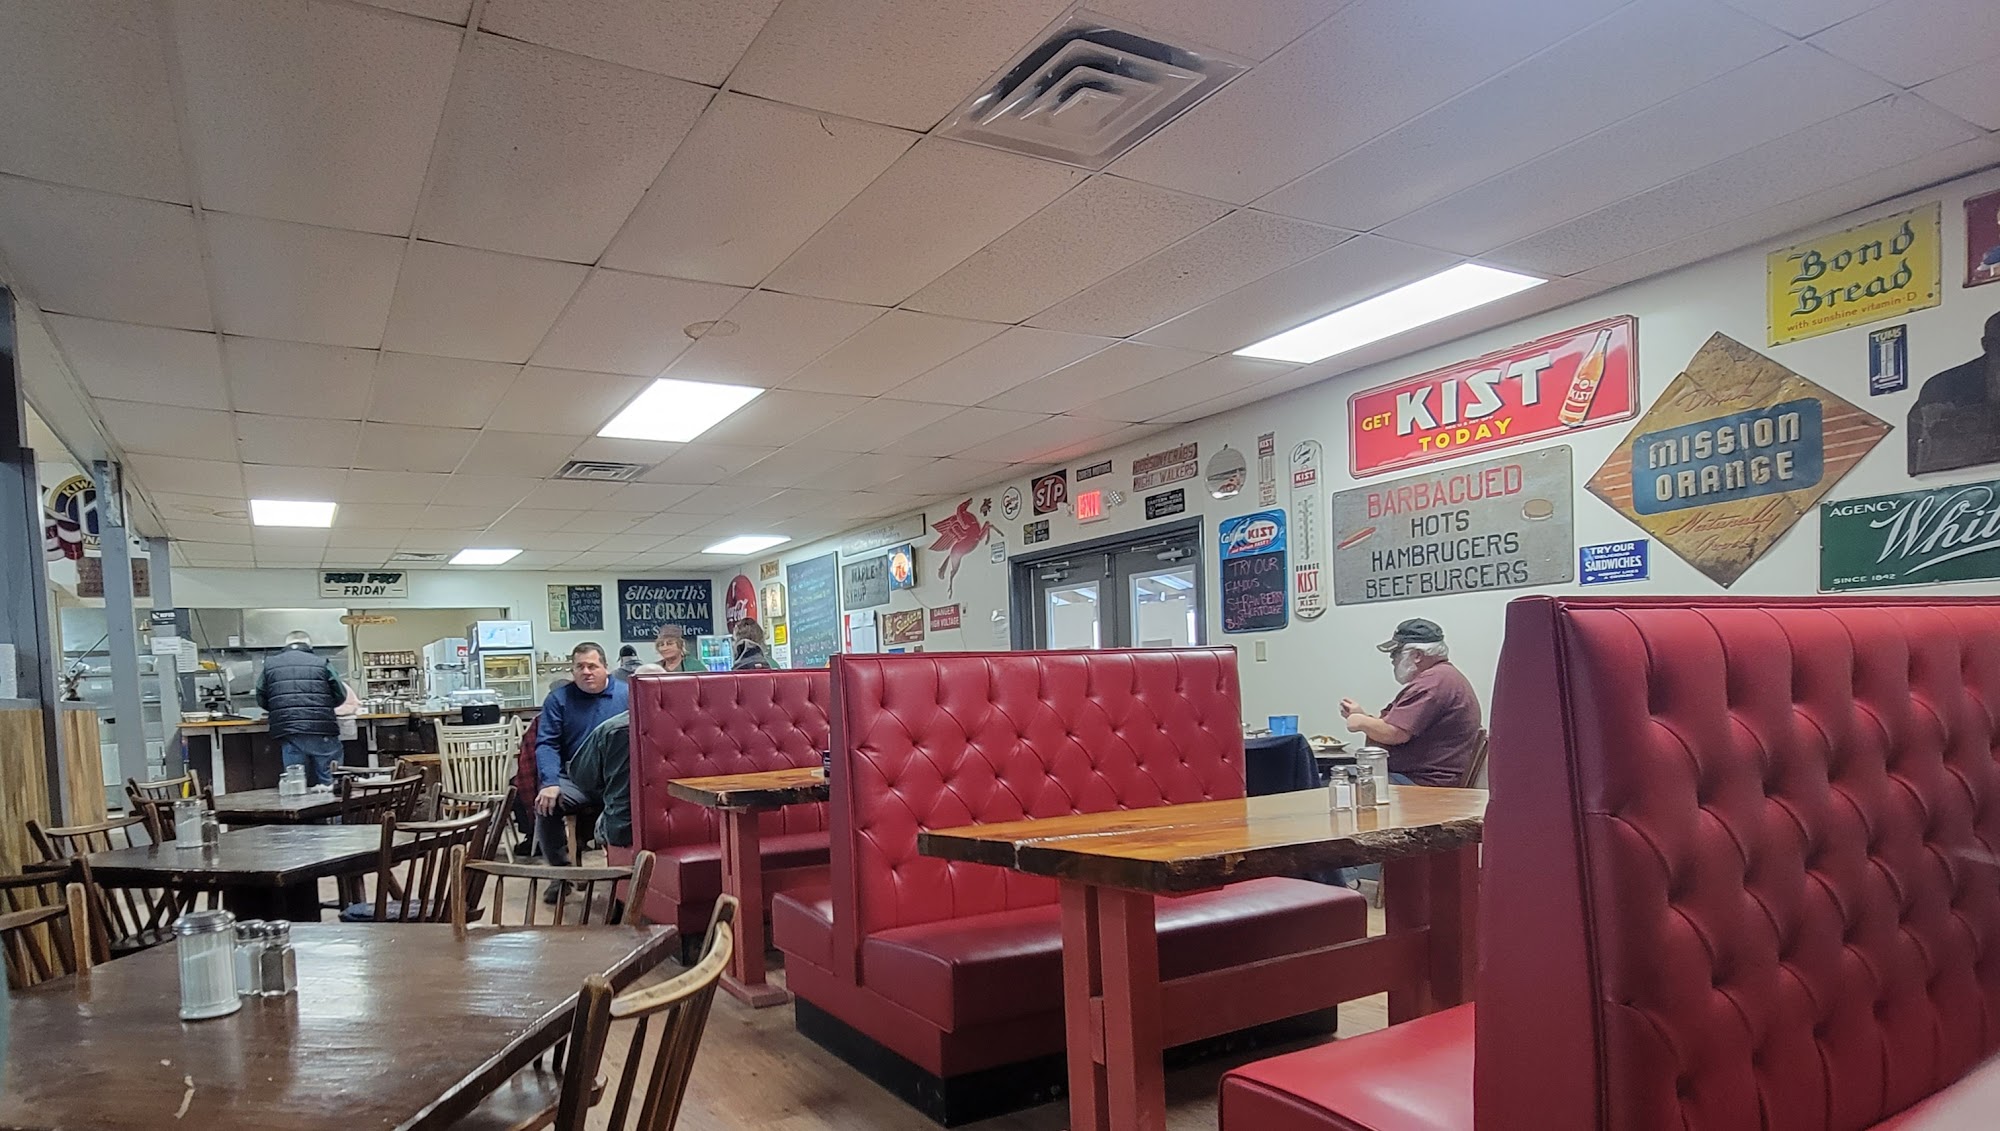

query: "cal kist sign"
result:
(1822, 477), (2000, 591)
(1766, 203), (1941, 346)
(1348, 316), (1637, 477)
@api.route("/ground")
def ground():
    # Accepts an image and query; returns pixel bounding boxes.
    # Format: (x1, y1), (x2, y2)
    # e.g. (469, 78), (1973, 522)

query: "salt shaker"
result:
(1329, 767), (1355, 811)
(259, 921), (297, 997)
(172, 797), (205, 847)
(175, 910), (242, 1020)
(233, 919), (265, 996)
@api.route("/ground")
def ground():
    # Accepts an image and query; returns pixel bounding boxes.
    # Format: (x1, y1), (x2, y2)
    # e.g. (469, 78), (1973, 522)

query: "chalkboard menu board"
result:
(1219, 510), (1288, 634)
(842, 555), (890, 609)
(786, 552), (841, 670)
(548, 584), (603, 632)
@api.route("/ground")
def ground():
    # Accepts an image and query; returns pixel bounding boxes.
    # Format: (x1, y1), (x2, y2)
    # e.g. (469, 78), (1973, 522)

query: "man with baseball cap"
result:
(1339, 618), (1483, 786)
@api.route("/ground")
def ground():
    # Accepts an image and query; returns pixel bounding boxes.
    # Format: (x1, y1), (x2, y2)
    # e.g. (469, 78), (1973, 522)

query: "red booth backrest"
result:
(830, 649), (1245, 945)
(627, 671), (830, 848)
(1481, 596), (2000, 1131)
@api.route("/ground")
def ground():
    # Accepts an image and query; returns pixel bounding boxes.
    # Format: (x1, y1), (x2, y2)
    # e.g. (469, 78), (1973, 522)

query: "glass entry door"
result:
(1034, 556), (1108, 650)
(1021, 523), (1203, 649)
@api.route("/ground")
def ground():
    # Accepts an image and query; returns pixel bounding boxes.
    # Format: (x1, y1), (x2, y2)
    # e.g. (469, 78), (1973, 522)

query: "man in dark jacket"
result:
(731, 618), (773, 670)
(567, 663), (659, 851)
(533, 643), (628, 887)
(255, 630), (346, 787)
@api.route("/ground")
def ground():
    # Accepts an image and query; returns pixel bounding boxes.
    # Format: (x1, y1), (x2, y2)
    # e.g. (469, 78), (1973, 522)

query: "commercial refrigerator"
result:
(421, 637), (470, 700)
(467, 620), (535, 706)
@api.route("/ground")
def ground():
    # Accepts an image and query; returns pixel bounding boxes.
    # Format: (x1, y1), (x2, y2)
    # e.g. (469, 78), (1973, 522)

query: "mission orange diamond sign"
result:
(1586, 332), (1889, 587)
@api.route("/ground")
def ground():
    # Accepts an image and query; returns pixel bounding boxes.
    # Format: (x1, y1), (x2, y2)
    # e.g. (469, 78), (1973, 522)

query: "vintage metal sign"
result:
(1821, 477), (2000, 591)
(929, 604), (962, 632)
(1289, 440), (1326, 620)
(1076, 459), (1112, 481)
(1257, 432), (1277, 505)
(320, 570), (408, 599)
(1331, 446), (1574, 605)
(1132, 442), (1198, 491)
(1586, 332), (1888, 587)
(1767, 203), (1941, 345)
(1144, 489), (1185, 519)
(1579, 540), (1649, 585)
(1869, 325), (1909, 395)
(1032, 470), (1068, 515)
(1348, 317), (1638, 477)
(1219, 510), (1287, 633)
(1968, 188), (2000, 288)
(880, 608), (926, 646)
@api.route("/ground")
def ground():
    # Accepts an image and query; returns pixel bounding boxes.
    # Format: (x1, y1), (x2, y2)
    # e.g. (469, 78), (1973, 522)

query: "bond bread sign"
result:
(1767, 203), (1941, 346)
(1348, 316), (1637, 477)
(1330, 446), (1574, 605)
(1587, 332), (1888, 587)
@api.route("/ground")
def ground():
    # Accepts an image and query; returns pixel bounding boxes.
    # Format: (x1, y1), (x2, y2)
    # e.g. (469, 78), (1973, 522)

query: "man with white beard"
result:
(1338, 618), (1483, 786)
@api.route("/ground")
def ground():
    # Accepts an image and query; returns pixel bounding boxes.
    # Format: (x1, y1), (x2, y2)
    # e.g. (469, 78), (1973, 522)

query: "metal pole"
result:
(0, 288), (66, 819)
(146, 536), (192, 774)
(93, 459), (150, 786)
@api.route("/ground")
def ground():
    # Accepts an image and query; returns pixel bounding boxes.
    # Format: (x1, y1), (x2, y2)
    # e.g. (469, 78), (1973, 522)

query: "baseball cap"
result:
(1376, 618), (1445, 652)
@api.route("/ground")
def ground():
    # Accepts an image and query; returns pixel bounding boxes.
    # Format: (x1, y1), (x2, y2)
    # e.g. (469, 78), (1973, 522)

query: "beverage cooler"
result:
(421, 637), (470, 700)
(467, 620), (535, 706)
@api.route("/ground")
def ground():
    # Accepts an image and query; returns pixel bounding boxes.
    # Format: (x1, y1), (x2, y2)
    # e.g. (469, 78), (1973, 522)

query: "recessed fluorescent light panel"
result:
(249, 499), (336, 527)
(1235, 264), (1545, 365)
(597, 378), (763, 443)
(449, 548), (521, 566)
(703, 535), (791, 556)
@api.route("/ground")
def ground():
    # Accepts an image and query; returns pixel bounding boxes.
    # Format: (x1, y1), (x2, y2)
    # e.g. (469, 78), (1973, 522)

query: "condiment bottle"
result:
(259, 921), (297, 997)
(1329, 767), (1355, 811)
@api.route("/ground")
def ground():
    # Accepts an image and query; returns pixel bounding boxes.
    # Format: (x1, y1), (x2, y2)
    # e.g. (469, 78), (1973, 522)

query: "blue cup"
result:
(1267, 714), (1299, 736)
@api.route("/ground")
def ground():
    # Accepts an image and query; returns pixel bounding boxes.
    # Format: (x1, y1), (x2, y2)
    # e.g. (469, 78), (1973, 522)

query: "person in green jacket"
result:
(653, 626), (708, 673)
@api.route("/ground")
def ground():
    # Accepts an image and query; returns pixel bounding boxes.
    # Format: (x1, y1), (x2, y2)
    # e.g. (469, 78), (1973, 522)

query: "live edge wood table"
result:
(667, 766), (830, 1008)
(212, 786), (346, 825)
(919, 785), (1488, 1131)
(0, 922), (677, 1131)
(80, 824), (407, 922)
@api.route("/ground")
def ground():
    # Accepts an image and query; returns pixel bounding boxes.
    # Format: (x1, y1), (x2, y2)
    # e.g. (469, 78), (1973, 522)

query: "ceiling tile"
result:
(981, 342), (1213, 415)
(952, 414), (1131, 465)
(126, 454), (244, 497)
(1255, 0), (1789, 231)
(1040, 423), (1162, 466)
(366, 352), (520, 429)
(602, 94), (917, 287)
(693, 390), (869, 447)
(235, 413), (361, 467)
(169, 0), (458, 234)
(624, 511), (709, 536)
(165, 521), (253, 546)
(1808, 0), (2000, 86)
(416, 34), (712, 263)
(1135, 234), (1458, 353)
(1491, 93), (1981, 277)
(661, 291), (883, 387)
(177, 542), (257, 565)
(793, 398), (960, 453)
(421, 503), (508, 530)
(581, 532), (668, 554)
(641, 442), (777, 484)
(1028, 210), (1350, 336)
(731, 447), (856, 488)
(339, 502), (429, 527)
(1070, 355), (1297, 422)
(556, 510), (644, 535)
(353, 422), (478, 474)
(1087, 0), (1350, 60)
(729, 0), (1071, 130)
(764, 138), (1086, 305)
(886, 326), (1114, 406)
(224, 337), (376, 422)
(518, 479), (623, 510)
(340, 470), (447, 504)
(484, 368), (648, 436)
(482, 507), (574, 535)
(566, 437), (681, 467)
(813, 453), (942, 491)
(531, 270), (744, 376)
(382, 242), (588, 363)
(1918, 58), (2000, 130)
(99, 401), (236, 456)
(149, 493), (248, 526)
(457, 430), (579, 478)
(355, 2), (474, 24)
(432, 475), (539, 509)
(240, 464), (347, 499)
(904, 176), (1234, 323)
(1718, 0), (1890, 35)
(892, 407), (1053, 458)
(204, 211), (404, 348)
(1378, 45), (1896, 256)
(0, 176), (210, 329)
(325, 527), (406, 550)
(0, 0), (187, 201)
(785, 310), (1008, 397)
(605, 481), (700, 511)
(1109, 0), (1625, 203)
(46, 315), (226, 410)
(481, 0), (782, 85)
(676, 483), (783, 514)
(881, 456), (1015, 495)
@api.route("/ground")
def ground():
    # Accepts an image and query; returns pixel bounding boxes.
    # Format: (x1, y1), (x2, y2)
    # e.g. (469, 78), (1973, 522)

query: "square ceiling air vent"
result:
(390, 551), (448, 562)
(554, 459), (650, 482)
(936, 11), (1248, 170)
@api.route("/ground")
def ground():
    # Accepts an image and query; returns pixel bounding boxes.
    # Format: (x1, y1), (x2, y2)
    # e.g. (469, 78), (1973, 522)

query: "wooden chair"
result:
(1459, 728), (1490, 789)
(438, 722), (516, 796)
(124, 769), (211, 841)
(456, 896), (738, 1131)
(0, 875), (94, 990)
(440, 788), (518, 862)
(451, 849), (655, 929)
(27, 816), (186, 955)
(337, 773), (427, 825)
(339, 812), (486, 923)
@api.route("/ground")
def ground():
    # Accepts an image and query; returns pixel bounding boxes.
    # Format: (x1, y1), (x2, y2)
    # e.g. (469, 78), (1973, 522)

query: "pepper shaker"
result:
(259, 921), (297, 997)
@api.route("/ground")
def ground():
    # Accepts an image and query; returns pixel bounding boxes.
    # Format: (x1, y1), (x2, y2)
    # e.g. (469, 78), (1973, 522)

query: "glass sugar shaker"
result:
(259, 921), (297, 997)
(233, 919), (265, 996)
(172, 797), (205, 847)
(175, 910), (242, 1020)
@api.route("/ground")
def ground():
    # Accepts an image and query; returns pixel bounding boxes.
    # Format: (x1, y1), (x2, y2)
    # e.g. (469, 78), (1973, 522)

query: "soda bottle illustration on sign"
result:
(1557, 327), (1615, 426)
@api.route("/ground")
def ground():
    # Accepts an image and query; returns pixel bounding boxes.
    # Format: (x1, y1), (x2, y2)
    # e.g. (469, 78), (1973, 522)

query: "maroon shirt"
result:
(1380, 661), (1483, 786)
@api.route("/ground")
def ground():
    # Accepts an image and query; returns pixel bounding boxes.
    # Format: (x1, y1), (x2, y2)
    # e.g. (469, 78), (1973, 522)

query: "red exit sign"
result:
(1075, 489), (1107, 523)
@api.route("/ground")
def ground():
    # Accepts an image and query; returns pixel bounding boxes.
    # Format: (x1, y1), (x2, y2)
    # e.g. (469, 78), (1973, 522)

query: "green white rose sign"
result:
(1821, 476), (2000, 591)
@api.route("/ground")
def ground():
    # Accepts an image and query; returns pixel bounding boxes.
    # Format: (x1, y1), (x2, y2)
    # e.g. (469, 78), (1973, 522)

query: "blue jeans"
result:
(280, 735), (343, 788)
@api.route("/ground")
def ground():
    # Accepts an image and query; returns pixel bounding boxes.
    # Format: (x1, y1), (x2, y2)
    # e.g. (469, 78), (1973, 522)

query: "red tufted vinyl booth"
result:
(614, 670), (831, 941)
(1220, 595), (2000, 1130)
(774, 648), (1368, 1124)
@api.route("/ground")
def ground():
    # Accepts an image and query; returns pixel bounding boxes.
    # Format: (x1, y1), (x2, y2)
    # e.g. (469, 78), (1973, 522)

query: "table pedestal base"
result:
(717, 807), (790, 1008)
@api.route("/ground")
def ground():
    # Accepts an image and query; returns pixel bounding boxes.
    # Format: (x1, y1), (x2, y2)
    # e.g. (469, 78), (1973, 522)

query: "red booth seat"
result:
(774, 648), (1368, 1124)
(619, 670), (830, 941)
(1222, 596), (2000, 1131)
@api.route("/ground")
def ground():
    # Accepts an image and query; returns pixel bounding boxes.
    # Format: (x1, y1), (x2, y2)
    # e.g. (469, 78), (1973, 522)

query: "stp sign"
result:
(1348, 316), (1638, 477)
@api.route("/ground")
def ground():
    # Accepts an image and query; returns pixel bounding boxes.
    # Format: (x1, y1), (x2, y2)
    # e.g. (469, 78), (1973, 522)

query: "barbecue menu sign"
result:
(1348, 316), (1637, 477)
(1330, 446), (1574, 605)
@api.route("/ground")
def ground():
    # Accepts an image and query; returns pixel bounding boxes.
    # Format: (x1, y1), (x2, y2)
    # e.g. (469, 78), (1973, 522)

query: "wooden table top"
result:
(667, 766), (830, 810)
(0, 923), (677, 1131)
(918, 785), (1487, 893)
(211, 787), (346, 823)
(82, 825), (396, 888)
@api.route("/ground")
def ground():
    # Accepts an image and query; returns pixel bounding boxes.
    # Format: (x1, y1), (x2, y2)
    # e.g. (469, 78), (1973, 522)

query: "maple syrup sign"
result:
(1348, 316), (1639, 477)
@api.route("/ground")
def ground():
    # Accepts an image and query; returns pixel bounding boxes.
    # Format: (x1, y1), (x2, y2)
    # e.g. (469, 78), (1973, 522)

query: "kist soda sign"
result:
(1348, 316), (1638, 477)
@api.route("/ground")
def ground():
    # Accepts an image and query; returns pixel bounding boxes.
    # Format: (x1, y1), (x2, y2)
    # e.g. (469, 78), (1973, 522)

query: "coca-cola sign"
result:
(1821, 477), (2000, 591)
(1348, 316), (1638, 477)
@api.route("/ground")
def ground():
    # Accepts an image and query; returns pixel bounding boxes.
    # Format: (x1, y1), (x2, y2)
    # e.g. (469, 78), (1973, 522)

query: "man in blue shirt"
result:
(533, 643), (628, 879)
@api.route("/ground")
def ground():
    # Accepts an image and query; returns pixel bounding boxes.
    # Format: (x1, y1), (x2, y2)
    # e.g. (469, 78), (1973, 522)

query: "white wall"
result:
(722, 165), (2000, 736)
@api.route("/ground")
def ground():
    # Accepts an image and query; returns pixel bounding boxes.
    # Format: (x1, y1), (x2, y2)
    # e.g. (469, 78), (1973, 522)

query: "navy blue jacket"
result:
(534, 679), (629, 788)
